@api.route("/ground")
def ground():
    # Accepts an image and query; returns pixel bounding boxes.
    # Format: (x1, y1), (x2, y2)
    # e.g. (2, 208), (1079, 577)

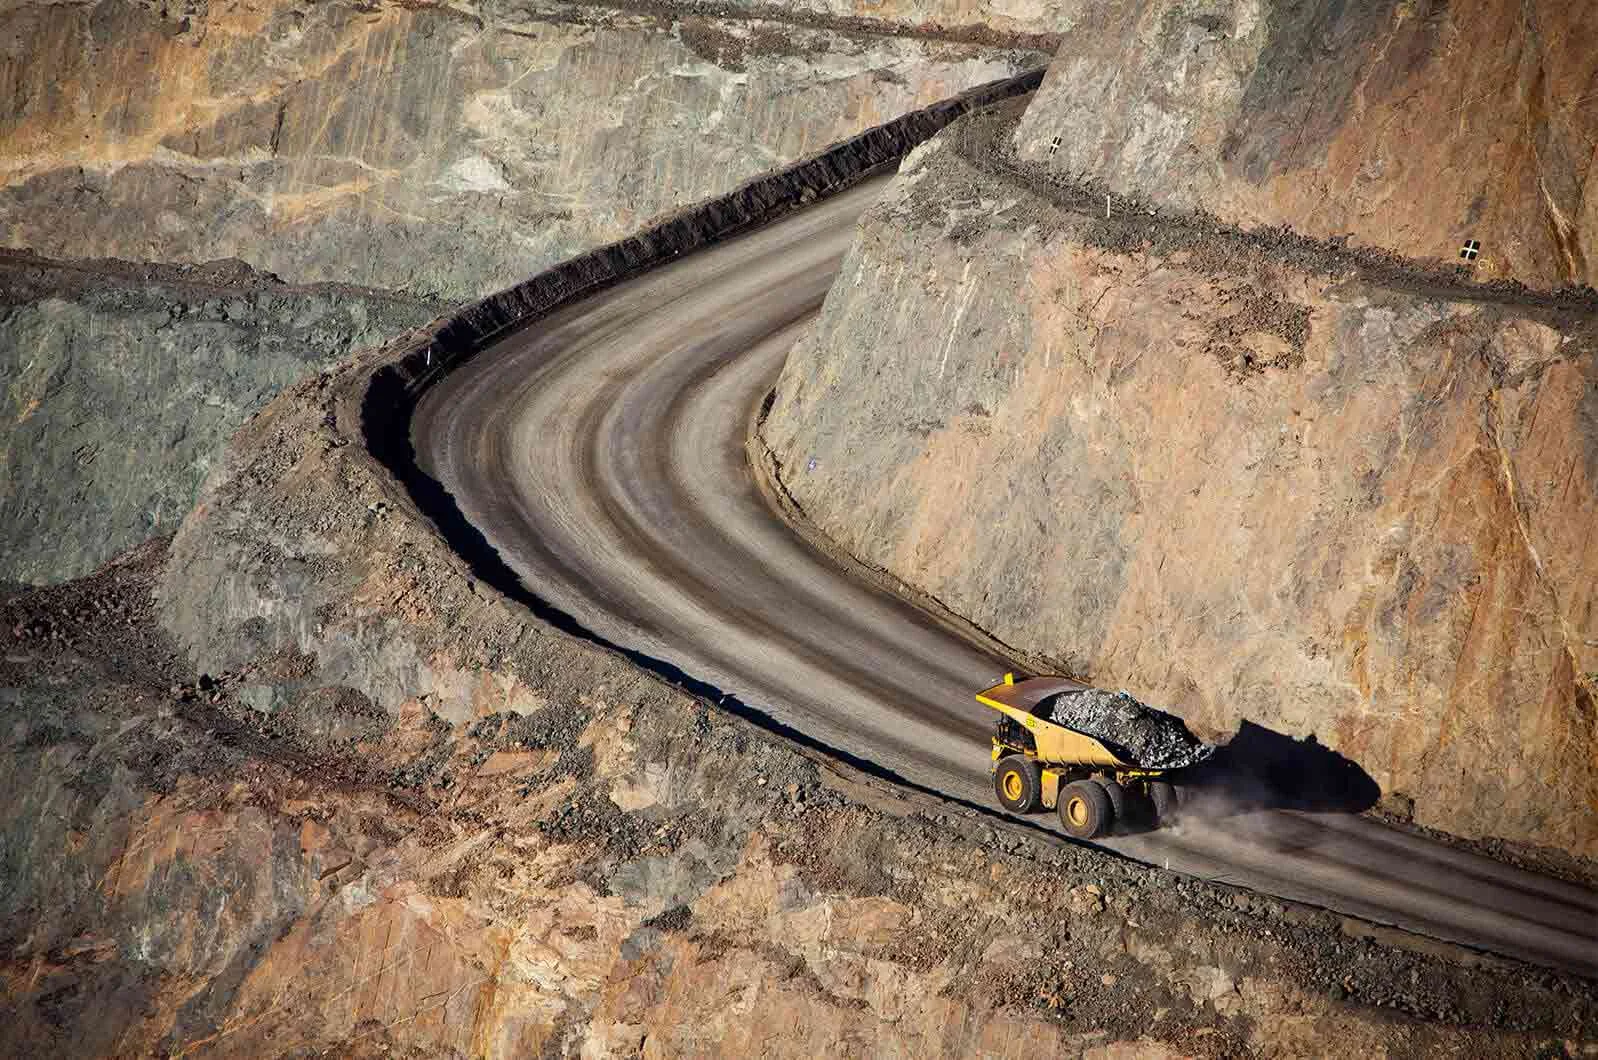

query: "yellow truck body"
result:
(976, 673), (1179, 838)
(976, 676), (1131, 769)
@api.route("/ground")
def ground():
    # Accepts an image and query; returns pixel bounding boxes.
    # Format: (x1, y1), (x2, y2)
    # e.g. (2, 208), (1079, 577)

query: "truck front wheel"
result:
(994, 756), (1042, 813)
(1059, 780), (1113, 839)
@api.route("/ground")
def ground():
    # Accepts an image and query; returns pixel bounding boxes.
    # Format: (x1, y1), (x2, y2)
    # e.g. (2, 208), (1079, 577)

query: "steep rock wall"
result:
(0, 0), (1040, 300)
(0, 252), (436, 584)
(1011, 0), (1598, 289)
(762, 117), (1598, 856)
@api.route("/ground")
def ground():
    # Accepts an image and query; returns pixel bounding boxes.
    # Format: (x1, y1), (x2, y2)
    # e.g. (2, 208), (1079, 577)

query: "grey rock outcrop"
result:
(0, 251), (436, 583)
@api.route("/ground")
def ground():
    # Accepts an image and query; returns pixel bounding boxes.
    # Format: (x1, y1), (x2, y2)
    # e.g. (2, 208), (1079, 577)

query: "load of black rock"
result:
(1039, 688), (1214, 770)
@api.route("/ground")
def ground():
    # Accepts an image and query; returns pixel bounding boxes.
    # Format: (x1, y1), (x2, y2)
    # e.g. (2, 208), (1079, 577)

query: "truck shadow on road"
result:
(1172, 720), (1382, 821)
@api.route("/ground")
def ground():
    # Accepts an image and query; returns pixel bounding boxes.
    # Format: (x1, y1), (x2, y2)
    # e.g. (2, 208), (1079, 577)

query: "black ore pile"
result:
(1040, 689), (1213, 770)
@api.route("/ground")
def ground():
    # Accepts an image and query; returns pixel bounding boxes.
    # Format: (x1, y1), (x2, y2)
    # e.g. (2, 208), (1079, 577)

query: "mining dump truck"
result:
(977, 674), (1211, 839)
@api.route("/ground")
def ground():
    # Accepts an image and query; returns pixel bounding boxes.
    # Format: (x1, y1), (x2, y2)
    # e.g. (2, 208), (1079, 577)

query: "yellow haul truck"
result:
(977, 674), (1181, 839)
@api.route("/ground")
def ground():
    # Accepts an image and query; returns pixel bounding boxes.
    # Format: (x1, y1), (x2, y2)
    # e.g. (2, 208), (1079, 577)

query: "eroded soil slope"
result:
(763, 106), (1598, 857)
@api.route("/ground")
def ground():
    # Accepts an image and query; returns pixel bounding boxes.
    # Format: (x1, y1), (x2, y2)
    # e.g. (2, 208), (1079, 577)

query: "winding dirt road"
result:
(413, 177), (1598, 975)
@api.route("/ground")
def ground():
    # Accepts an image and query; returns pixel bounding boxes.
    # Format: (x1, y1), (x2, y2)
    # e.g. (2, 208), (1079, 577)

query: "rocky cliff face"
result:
(0, 0), (1040, 301)
(762, 109), (1598, 857)
(1011, 0), (1598, 289)
(0, 252), (436, 584)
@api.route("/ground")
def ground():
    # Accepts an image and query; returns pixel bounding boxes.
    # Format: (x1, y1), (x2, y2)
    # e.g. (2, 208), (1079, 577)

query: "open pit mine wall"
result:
(360, 68), (1045, 459)
(0, 254), (438, 585)
(0, 0), (1042, 586)
(762, 84), (1598, 856)
(1011, 0), (1598, 290)
(0, 0), (1044, 302)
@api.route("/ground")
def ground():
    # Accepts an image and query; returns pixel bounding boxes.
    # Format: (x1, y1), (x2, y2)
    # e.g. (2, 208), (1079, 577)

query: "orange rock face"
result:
(765, 128), (1598, 854)
(1011, 0), (1598, 289)
(0, 0), (1037, 299)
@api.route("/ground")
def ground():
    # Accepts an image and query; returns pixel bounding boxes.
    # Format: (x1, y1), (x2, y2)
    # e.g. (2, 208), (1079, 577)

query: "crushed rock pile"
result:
(1041, 689), (1214, 770)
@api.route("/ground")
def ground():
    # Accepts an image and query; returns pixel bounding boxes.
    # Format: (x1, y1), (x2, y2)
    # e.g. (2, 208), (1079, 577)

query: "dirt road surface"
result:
(413, 177), (1598, 976)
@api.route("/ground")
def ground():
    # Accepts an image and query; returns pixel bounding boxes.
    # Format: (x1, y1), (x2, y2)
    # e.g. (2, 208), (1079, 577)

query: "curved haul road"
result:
(415, 177), (1598, 975)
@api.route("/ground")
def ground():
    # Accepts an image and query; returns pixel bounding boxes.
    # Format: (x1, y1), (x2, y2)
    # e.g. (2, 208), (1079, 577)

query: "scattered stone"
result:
(1069, 884), (1107, 916)
(1041, 689), (1213, 770)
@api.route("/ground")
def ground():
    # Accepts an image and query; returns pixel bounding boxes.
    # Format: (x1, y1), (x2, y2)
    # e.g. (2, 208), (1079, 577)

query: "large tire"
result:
(994, 756), (1042, 814)
(1148, 781), (1180, 826)
(1095, 778), (1127, 833)
(1059, 779), (1113, 839)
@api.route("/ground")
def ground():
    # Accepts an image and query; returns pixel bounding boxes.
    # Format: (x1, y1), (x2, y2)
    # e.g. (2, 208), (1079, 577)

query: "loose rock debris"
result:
(1040, 688), (1214, 770)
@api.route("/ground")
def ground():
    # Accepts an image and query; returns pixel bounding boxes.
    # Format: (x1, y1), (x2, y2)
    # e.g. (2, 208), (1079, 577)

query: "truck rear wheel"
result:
(1095, 778), (1127, 833)
(1059, 780), (1113, 839)
(1148, 781), (1179, 826)
(994, 756), (1042, 813)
